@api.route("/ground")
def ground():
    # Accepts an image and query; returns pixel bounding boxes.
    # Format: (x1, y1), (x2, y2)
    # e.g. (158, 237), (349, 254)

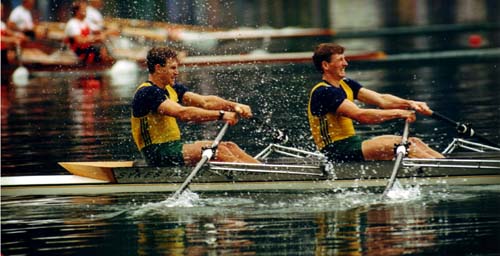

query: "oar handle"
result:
(170, 122), (230, 199)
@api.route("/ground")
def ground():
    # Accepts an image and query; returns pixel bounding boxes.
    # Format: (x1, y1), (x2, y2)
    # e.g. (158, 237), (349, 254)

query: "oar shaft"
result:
(431, 111), (458, 126)
(382, 120), (410, 198)
(170, 122), (230, 199)
(432, 111), (499, 147)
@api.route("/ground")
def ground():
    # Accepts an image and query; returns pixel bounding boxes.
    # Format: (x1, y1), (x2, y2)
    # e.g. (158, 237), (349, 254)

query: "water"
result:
(2, 15), (500, 256)
(2, 186), (500, 255)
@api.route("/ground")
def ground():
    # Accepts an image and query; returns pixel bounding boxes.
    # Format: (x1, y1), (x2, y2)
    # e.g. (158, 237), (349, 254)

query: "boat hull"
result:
(2, 174), (499, 196)
(2, 154), (499, 196)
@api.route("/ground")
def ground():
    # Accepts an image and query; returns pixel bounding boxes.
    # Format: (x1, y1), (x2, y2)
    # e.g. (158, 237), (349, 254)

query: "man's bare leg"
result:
(362, 135), (443, 160)
(183, 141), (259, 166)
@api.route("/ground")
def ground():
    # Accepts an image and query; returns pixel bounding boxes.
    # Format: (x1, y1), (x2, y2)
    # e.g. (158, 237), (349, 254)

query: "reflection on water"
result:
(2, 186), (500, 255)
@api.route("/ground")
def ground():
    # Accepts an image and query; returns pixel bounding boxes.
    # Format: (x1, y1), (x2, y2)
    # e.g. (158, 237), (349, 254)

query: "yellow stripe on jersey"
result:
(131, 82), (181, 151)
(307, 80), (356, 150)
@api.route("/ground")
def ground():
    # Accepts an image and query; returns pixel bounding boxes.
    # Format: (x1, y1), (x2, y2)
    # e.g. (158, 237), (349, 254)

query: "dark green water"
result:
(2, 57), (500, 255)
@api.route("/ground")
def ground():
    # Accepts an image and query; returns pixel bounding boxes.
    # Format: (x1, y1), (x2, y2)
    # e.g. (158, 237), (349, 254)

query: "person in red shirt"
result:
(64, 1), (112, 64)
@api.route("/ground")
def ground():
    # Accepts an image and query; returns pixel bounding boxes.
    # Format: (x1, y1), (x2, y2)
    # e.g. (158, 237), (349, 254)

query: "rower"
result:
(131, 47), (260, 167)
(64, 1), (113, 64)
(307, 43), (444, 161)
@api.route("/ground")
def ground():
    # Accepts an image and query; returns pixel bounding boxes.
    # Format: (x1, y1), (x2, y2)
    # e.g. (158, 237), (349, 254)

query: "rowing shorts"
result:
(140, 141), (185, 167)
(321, 135), (365, 162)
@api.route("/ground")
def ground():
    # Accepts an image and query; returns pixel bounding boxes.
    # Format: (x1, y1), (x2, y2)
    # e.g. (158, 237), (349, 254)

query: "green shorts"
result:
(321, 135), (364, 162)
(141, 141), (185, 166)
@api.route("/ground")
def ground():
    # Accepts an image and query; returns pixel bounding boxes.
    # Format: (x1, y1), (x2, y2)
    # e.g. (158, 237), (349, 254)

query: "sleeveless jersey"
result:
(131, 82), (183, 151)
(307, 79), (361, 150)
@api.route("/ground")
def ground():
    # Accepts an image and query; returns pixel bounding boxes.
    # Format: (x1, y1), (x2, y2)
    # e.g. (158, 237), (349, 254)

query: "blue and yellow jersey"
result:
(131, 81), (188, 150)
(307, 78), (362, 150)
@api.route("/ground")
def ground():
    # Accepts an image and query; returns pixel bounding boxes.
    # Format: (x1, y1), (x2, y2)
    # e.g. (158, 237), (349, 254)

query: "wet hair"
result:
(146, 47), (178, 74)
(312, 43), (345, 73)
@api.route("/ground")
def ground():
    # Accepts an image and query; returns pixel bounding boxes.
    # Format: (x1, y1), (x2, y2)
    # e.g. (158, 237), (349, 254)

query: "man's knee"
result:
(219, 141), (238, 150)
(408, 137), (424, 145)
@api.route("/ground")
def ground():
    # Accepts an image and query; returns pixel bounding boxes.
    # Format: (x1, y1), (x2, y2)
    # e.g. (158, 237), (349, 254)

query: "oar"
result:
(432, 111), (499, 147)
(382, 120), (410, 198)
(170, 122), (230, 199)
(252, 115), (289, 144)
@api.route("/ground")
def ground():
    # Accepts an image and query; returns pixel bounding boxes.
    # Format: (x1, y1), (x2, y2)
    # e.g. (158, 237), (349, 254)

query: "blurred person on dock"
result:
(85, 0), (104, 33)
(64, 1), (113, 64)
(85, 0), (119, 36)
(1, 2), (27, 66)
(308, 43), (444, 162)
(131, 47), (259, 166)
(7, 0), (43, 40)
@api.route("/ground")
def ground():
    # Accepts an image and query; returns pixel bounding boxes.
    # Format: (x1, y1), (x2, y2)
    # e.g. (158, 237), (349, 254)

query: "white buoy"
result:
(12, 65), (29, 86)
(109, 59), (139, 86)
(12, 43), (29, 86)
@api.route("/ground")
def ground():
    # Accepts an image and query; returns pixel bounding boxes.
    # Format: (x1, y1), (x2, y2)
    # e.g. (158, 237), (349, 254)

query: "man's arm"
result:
(337, 98), (416, 124)
(157, 98), (239, 125)
(357, 88), (432, 116)
(182, 91), (253, 118)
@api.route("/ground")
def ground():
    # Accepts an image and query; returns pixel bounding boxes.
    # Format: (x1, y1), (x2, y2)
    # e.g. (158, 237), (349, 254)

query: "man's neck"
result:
(322, 74), (341, 87)
(148, 76), (166, 89)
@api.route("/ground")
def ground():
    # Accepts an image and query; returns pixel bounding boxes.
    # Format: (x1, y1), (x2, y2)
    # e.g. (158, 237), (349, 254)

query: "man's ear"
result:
(321, 60), (329, 72)
(154, 63), (162, 73)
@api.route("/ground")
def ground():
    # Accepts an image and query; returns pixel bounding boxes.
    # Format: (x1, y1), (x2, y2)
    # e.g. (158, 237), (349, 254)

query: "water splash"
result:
(384, 180), (422, 201)
(132, 189), (200, 217)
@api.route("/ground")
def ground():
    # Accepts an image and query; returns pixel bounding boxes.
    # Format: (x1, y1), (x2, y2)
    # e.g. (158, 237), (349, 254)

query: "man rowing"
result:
(308, 43), (444, 161)
(131, 47), (259, 166)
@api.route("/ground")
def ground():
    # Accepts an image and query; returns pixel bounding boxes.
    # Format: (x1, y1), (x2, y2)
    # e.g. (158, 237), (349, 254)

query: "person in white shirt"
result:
(2, 3), (27, 65)
(85, 0), (104, 33)
(7, 0), (35, 39)
(64, 1), (112, 64)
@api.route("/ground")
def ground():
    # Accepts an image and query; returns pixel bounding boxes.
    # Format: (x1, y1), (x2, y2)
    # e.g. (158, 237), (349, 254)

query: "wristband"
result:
(218, 110), (225, 120)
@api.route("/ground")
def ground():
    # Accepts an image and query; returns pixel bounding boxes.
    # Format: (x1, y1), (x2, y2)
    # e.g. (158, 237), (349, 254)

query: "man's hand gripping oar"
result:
(170, 122), (230, 200)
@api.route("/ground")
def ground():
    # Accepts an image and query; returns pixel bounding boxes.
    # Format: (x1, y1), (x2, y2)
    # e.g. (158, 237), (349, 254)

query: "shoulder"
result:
(173, 82), (189, 101)
(310, 84), (346, 115)
(65, 18), (80, 28)
(8, 7), (21, 19)
(342, 78), (363, 88)
(135, 83), (162, 96)
(312, 84), (343, 98)
(342, 77), (363, 97)
(173, 82), (189, 92)
(65, 19), (80, 34)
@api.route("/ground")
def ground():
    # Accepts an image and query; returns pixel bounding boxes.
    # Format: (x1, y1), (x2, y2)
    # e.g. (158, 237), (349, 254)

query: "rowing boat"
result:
(2, 138), (499, 196)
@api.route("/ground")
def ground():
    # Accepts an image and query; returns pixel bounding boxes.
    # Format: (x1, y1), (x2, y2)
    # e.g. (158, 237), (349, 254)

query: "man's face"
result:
(323, 53), (348, 79)
(156, 58), (179, 86)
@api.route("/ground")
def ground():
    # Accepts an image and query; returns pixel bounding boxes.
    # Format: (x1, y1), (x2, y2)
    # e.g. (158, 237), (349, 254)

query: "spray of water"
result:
(132, 189), (200, 217)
